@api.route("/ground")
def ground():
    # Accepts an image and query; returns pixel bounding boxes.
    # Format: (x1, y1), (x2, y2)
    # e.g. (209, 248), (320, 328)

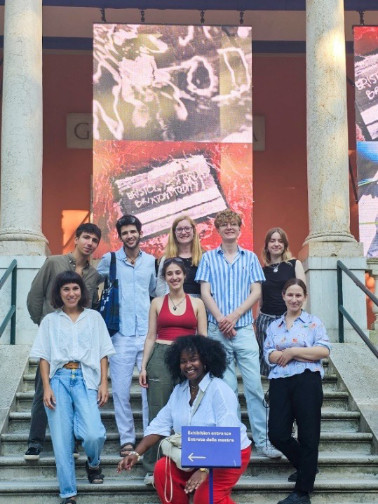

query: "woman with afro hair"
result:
(118, 335), (251, 504)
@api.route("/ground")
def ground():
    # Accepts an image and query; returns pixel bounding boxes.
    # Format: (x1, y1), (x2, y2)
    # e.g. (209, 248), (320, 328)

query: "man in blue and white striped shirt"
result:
(195, 209), (282, 458)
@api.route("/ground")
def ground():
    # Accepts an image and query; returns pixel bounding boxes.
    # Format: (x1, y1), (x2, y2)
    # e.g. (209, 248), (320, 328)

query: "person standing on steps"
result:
(97, 214), (156, 460)
(265, 278), (330, 504)
(25, 223), (103, 461)
(195, 209), (282, 459)
(140, 257), (207, 485)
(255, 227), (306, 377)
(30, 270), (115, 504)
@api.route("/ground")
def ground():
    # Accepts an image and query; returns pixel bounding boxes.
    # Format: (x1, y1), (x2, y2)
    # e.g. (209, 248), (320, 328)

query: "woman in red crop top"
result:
(139, 257), (207, 480)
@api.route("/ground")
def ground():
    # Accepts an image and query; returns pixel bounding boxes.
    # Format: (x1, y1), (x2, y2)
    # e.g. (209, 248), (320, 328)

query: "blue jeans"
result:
(208, 322), (268, 447)
(45, 368), (106, 498)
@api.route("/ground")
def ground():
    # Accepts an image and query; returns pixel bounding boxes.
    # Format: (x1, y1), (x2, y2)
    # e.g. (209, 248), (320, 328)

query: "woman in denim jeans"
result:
(30, 271), (115, 504)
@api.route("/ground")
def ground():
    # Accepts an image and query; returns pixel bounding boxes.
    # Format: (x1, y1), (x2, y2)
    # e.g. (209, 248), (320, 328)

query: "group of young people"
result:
(27, 209), (330, 504)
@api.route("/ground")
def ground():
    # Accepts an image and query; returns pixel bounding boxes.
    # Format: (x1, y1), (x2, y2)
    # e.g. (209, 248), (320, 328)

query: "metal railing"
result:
(0, 259), (17, 345)
(337, 260), (378, 358)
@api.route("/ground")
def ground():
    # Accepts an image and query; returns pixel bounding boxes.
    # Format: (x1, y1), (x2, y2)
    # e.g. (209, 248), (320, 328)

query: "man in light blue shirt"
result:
(97, 214), (156, 457)
(195, 209), (281, 458)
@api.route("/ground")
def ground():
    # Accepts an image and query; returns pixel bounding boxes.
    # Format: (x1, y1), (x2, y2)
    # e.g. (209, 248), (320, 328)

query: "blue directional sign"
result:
(181, 426), (241, 468)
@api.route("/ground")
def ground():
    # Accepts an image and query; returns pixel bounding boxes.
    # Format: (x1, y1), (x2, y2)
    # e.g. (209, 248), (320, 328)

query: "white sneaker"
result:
(256, 443), (282, 459)
(144, 472), (154, 486)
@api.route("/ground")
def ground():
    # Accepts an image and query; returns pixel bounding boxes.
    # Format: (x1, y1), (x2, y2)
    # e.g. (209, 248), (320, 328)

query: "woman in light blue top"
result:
(264, 278), (331, 504)
(118, 335), (251, 504)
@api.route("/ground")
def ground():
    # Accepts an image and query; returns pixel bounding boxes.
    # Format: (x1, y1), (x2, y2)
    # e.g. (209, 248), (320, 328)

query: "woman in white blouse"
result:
(118, 335), (251, 504)
(30, 271), (115, 504)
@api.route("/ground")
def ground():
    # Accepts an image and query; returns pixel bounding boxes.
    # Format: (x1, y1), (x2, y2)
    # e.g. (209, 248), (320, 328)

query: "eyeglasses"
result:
(175, 226), (193, 234)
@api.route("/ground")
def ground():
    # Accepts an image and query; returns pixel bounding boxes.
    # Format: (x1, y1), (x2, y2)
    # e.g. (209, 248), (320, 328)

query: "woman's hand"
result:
(139, 369), (148, 388)
(43, 386), (56, 410)
(276, 348), (297, 366)
(117, 453), (139, 472)
(184, 469), (208, 494)
(97, 382), (109, 407)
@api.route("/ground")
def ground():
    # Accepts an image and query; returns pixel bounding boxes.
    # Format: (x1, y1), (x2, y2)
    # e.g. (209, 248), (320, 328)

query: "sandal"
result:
(120, 442), (135, 457)
(61, 498), (76, 504)
(85, 460), (104, 484)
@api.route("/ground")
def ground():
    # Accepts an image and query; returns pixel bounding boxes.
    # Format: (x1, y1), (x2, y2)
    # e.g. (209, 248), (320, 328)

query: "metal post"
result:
(10, 263), (17, 344)
(209, 467), (213, 504)
(337, 262), (344, 343)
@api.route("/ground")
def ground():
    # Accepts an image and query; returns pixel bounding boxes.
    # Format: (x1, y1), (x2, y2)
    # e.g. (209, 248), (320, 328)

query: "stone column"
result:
(300, 0), (367, 342)
(0, 0), (47, 255)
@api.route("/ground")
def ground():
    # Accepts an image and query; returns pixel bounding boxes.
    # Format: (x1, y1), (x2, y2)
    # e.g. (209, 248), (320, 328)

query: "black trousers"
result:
(28, 366), (47, 450)
(268, 370), (323, 493)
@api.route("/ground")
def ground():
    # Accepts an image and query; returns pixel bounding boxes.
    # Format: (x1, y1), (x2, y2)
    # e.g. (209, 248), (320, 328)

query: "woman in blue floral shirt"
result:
(264, 278), (331, 504)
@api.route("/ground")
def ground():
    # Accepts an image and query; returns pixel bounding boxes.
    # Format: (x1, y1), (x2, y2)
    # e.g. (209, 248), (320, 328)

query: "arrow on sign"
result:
(188, 453), (207, 462)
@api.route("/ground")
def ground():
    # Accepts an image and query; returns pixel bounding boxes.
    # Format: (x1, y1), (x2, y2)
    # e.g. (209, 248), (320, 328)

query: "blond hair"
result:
(262, 227), (293, 265)
(164, 215), (203, 266)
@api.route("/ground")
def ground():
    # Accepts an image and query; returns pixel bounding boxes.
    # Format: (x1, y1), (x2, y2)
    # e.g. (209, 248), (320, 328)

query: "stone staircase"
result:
(0, 358), (378, 503)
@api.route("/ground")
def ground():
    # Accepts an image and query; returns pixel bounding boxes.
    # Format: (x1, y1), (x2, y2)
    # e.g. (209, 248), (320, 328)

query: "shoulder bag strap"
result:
(109, 252), (116, 283)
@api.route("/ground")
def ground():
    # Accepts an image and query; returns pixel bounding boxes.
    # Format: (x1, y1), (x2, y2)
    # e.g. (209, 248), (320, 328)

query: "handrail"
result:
(0, 259), (17, 344)
(337, 260), (378, 359)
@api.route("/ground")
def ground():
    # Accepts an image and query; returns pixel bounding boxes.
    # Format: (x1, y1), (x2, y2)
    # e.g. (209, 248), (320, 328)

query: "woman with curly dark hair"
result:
(118, 335), (251, 504)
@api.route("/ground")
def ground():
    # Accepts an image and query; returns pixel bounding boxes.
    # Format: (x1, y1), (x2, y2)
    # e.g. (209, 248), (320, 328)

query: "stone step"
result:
(1, 426), (374, 455)
(14, 387), (350, 418)
(1, 409), (362, 457)
(1, 454), (378, 481)
(0, 476), (378, 504)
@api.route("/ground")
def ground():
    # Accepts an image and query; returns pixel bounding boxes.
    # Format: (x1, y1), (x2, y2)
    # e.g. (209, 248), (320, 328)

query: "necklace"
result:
(270, 262), (281, 273)
(169, 295), (186, 311)
(189, 383), (199, 390)
(127, 256), (136, 265)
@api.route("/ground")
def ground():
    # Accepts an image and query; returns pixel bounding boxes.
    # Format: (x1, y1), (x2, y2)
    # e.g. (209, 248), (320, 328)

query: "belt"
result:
(63, 362), (80, 369)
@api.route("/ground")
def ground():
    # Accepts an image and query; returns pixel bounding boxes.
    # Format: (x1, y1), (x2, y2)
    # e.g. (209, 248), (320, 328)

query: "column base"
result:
(299, 242), (367, 344)
(304, 231), (356, 244)
(0, 229), (49, 255)
(299, 240), (363, 259)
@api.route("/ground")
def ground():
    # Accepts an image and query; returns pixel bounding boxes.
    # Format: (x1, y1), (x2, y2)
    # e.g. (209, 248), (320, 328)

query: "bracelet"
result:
(199, 467), (209, 474)
(128, 451), (141, 461)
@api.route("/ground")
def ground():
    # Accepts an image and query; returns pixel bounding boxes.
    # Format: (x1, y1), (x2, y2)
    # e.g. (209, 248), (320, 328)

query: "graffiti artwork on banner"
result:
(93, 24), (253, 258)
(354, 26), (378, 257)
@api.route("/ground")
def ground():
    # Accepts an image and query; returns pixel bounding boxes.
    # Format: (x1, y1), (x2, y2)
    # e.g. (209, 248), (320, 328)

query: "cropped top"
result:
(156, 294), (197, 342)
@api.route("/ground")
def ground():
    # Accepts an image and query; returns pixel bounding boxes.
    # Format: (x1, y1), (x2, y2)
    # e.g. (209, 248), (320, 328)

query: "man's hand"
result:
(218, 311), (241, 338)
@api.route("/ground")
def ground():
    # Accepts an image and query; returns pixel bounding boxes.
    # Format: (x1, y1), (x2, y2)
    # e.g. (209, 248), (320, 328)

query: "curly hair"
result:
(165, 335), (227, 382)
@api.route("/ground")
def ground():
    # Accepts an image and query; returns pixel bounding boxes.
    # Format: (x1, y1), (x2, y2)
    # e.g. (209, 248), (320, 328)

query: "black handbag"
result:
(99, 252), (120, 336)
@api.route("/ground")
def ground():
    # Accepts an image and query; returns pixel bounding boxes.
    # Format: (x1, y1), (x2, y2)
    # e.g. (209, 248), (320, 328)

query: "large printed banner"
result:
(354, 26), (378, 257)
(93, 24), (253, 258)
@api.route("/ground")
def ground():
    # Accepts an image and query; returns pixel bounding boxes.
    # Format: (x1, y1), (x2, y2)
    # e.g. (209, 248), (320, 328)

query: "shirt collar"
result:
(67, 252), (90, 269)
(117, 246), (143, 261)
(216, 245), (245, 255)
(278, 309), (308, 327)
(183, 372), (212, 392)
